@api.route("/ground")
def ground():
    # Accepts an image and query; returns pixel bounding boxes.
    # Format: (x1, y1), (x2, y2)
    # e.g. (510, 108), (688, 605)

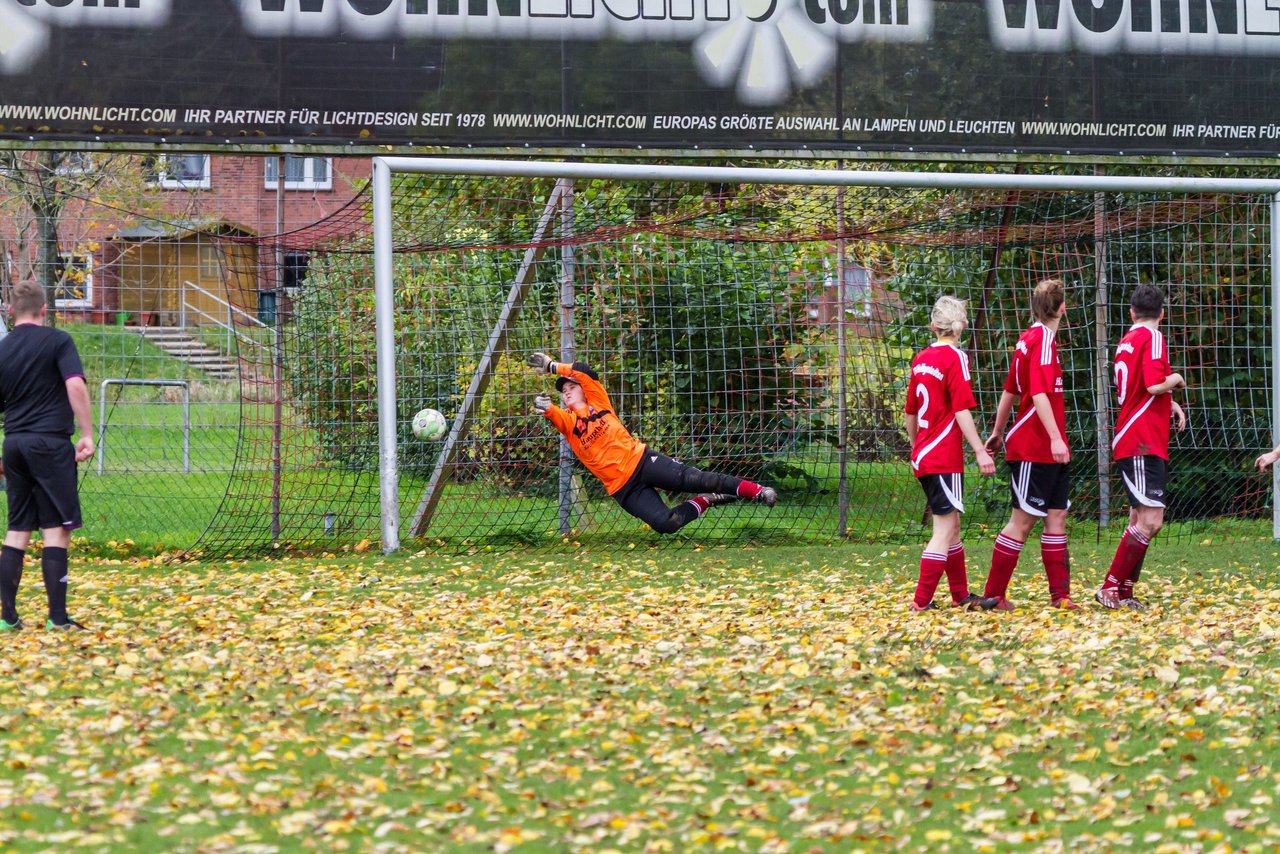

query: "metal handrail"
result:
(180, 279), (275, 352)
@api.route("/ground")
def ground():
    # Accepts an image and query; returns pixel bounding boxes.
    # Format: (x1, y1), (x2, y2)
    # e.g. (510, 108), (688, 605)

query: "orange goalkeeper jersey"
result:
(541, 361), (646, 495)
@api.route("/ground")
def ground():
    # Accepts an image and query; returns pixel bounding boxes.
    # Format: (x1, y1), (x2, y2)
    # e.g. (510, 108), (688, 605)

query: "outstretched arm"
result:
(533, 392), (573, 434)
(1257, 443), (1280, 471)
(528, 352), (612, 411)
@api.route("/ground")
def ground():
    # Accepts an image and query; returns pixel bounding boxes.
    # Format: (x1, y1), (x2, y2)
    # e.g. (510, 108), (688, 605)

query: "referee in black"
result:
(0, 281), (94, 631)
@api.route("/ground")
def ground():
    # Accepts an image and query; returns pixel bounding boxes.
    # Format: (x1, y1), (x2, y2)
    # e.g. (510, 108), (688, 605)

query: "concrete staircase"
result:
(133, 327), (242, 380)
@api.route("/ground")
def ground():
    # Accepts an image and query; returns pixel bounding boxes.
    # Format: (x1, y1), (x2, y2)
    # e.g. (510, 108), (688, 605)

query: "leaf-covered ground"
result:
(2, 538), (1279, 852)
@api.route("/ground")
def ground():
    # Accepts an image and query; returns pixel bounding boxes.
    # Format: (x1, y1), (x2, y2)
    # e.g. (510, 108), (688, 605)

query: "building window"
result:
(56, 152), (96, 175)
(147, 154), (211, 189)
(198, 244), (222, 279)
(806, 255), (873, 323)
(265, 156), (332, 191)
(837, 261), (873, 319)
(54, 254), (93, 308)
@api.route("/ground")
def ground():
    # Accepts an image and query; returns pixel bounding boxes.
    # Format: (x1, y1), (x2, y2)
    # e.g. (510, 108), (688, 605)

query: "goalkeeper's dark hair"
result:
(1130, 283), (1165, 319)
(555, 362), (599, 392)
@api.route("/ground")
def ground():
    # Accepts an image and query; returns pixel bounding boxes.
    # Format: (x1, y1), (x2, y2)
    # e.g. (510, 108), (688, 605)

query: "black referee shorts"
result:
(2, 433), (82, 532)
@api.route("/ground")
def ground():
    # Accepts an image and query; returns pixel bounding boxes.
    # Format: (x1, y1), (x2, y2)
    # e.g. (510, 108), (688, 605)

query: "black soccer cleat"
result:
(908, 601), (940, 612)
(46, 617), (88, 631)
(954, 593), (1001, 611)
(698, 493), (739, 507)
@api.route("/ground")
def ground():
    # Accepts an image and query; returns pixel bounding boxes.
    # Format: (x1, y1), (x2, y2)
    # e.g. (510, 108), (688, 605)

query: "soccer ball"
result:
(411, 408), (448, 441)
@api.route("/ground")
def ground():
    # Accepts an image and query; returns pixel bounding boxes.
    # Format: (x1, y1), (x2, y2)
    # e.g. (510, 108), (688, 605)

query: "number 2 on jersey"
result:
(915, 384), (931, 429)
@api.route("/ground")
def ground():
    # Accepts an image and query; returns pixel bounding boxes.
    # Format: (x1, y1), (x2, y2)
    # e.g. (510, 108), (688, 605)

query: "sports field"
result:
(3, 537), (1278, 851)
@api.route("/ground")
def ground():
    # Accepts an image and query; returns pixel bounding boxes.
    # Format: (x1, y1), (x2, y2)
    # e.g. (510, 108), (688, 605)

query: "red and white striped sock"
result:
(1041, 533), (1071, 603)
(687, 495), (712, 516)
(983, 534), (1024, 599)
(945, 543), (970, 603)
(914, 550), (948, 609)
(736, 481), (763, 500)
(1107, 526), (1150, 593)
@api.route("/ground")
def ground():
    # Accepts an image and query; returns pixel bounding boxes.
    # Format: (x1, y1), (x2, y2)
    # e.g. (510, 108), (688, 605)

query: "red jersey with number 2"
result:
(1112, 324), (1172, 460)
(905, 343), (978, 476)
(1002, 323), (1067, 464)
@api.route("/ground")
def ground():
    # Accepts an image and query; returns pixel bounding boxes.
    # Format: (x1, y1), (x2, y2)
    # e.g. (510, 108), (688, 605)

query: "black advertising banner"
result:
(2, 0), (1280, 155)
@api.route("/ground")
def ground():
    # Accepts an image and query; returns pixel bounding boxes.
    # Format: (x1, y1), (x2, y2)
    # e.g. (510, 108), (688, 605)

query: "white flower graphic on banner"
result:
(0, 0), (48, 74)
(693, 0), (837, 106)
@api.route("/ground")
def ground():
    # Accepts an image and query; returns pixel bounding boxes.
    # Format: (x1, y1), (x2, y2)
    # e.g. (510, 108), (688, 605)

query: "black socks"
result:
(0, 545), (24, 624)
(41, 546), (69, 625)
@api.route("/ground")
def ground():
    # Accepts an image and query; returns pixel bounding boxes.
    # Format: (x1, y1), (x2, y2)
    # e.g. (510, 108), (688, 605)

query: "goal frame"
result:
(371, 157), (1280, 553)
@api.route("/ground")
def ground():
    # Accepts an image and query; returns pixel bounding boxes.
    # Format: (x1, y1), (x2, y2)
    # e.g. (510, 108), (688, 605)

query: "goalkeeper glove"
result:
(527, 352), (553, 372)
(533, 393), (552, 414)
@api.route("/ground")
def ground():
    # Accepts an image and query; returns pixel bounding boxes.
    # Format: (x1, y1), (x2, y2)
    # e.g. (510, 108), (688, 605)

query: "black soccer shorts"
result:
(2, 433), (83, 532)
(917, 472), (964, 515)
(1007, 460), (1070, 517)
(1116, 455), (1168, 509)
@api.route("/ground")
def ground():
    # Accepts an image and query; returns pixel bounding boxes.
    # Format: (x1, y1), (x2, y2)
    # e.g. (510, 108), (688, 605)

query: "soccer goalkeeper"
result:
(527, 352), (777, 533)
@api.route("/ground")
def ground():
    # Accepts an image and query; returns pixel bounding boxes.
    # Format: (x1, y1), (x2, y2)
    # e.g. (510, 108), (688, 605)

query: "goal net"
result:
(191, 163), (1278, 554)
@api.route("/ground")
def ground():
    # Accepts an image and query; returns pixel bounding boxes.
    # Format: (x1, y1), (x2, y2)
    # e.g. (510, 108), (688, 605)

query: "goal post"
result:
(370, 158), (1280, 554)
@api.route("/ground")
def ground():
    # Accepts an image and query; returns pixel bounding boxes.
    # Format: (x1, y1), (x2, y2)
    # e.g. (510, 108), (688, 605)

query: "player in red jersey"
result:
(981, 278), (1080, 610)
(904, 297), (1000, 611)
(1096, 284), (1186, 610)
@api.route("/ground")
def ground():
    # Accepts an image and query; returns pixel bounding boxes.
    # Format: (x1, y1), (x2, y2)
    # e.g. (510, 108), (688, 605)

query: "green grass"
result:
(67, 324), (214, 383)
(3, 540), (1279, 850)
(19, 324), (1276, 557)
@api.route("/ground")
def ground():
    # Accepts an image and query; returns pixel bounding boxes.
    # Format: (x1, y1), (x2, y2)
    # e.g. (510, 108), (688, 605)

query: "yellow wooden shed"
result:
(112, 220), (260, 327)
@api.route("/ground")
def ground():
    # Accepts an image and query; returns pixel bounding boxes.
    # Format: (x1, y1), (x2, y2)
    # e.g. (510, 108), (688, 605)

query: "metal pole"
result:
(373, 158), (400, 553)
(182, 383), (191, 475)
(1094, 186), (1112, 529)
(379, 158), (1280, 195)
(270, 155), (285, 542)
(558, 179), (577, 534)
(835, 180), (849, 538)
(1272, 193), (1280, 540)
(96, 382), (108, 476)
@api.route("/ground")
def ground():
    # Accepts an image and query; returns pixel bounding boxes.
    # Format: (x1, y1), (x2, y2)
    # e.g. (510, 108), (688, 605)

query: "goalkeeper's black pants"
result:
(612, 451), (743, 534)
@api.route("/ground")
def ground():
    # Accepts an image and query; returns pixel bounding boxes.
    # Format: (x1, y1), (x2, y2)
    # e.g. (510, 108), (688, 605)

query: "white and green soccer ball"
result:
(411, 408), (448, 441)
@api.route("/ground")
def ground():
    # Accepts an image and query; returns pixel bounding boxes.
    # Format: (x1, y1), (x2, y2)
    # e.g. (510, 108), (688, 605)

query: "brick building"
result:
(1, 153), (369, 327)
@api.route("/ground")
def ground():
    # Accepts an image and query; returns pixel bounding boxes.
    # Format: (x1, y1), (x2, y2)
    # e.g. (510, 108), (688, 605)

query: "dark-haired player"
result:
(527, 353), (776, 534)
(1096, 284), (1186, 610)
(0, 281), (94, 631)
